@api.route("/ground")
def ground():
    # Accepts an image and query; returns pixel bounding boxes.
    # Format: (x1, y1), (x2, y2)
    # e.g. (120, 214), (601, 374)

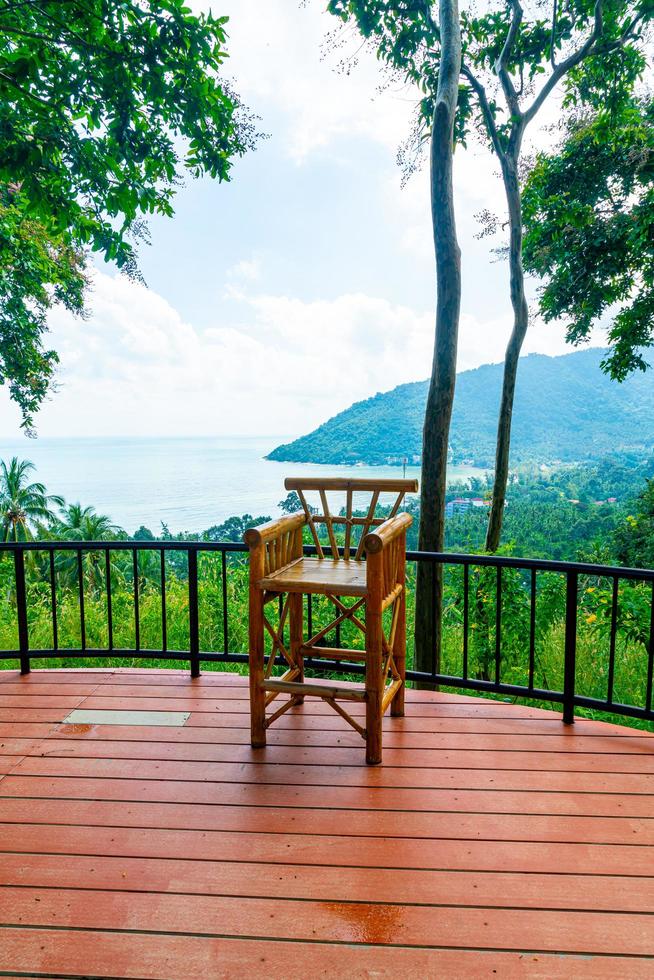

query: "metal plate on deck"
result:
(62, 709), (190, 727)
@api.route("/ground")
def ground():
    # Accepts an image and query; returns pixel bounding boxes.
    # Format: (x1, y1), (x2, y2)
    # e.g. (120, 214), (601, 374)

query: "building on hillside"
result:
(445, 497), (490, 518)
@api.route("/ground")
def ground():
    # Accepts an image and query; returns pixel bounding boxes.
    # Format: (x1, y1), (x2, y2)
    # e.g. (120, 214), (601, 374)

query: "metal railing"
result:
(1, 539), (653, 725)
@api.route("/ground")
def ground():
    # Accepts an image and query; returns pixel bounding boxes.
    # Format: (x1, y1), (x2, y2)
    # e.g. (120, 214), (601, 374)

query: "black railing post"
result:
(188, 549), (200, 678)
(646, 581), (654, 715)
(132, 549), (140, 653)
(563, 571), (578, 725)
(105, 548), (114, 651)
(221, 550), (228, 657)
(14, 548), (30, 675)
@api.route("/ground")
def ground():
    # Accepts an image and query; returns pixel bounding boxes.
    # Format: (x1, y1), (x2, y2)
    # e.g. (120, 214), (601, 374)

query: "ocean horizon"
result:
(0, 435), (486, 535)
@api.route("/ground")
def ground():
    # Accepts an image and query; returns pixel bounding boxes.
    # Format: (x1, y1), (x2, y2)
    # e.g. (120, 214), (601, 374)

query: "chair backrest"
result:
(284, 477), (418, 561)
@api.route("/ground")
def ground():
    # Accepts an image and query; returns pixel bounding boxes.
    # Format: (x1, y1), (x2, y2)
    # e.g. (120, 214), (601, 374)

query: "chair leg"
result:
(365, 594), (383, 765)
(391, 587), (406, 718)
(249, 587), (266, 748)
(289, 592), (304, 703)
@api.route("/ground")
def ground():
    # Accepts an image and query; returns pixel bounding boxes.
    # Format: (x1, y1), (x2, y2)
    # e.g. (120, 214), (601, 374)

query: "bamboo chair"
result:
(243, 477), (418, 765)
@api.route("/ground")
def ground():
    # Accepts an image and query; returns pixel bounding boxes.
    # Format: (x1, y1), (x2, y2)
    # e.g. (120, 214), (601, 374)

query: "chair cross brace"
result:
(303, 595), (366, 652)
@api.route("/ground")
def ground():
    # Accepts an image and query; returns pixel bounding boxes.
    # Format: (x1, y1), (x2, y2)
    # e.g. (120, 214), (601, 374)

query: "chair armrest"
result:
(364, 512), (412, 554)
(243, 512), (307, 549)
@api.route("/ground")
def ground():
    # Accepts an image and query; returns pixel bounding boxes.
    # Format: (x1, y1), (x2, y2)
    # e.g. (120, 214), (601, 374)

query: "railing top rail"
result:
(0, 540), (248, 554)
(0, 538), (652, 581)
(405, 550), (654, 582)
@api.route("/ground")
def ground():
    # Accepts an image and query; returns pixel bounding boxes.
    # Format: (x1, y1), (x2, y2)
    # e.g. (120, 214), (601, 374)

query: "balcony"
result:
(1, 540), (653, 976)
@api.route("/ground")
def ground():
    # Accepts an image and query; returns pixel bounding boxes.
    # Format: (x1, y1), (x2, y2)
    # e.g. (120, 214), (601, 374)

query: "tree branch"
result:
(550, 0), (558, 68)
(0, 0), (53, 13)
(32, 2), (114, 55)
(420, 0), (439, 38)
(0, 69), (51, 107)
(495, 0), (523, 117)
(0, 22), (59, 43)
(461, 63), (506, 162)
(523, 0), (604, 127)
(620, 9), (647, 41)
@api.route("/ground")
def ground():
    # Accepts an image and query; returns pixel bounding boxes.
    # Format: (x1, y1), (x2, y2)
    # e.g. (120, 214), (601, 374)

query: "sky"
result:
(1, 0), (606, 441)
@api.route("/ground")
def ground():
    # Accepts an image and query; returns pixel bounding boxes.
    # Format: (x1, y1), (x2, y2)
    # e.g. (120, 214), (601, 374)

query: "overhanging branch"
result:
(550, 0), (559, 68)
(461, 64), (505, 162)
(495, 0), (523, 117)
(420, 0), (440, 39)
(523, 0), (604, 126)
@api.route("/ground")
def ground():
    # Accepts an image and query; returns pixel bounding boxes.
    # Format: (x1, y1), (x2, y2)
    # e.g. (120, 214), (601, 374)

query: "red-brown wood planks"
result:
(1, 786), (651, 842)
(2, 852), (653, 913)
(2, 886), (654, 955)
(2, 821), (653, 875)
(1, 928), (652, 979)
(0, 668), (652, 979)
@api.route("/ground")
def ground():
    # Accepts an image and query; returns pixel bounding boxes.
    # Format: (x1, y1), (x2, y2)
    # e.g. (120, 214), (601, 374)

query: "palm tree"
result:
(52, 503), (123, 590)
(54, 503), (121, 542)
(0, 457), (63, 541)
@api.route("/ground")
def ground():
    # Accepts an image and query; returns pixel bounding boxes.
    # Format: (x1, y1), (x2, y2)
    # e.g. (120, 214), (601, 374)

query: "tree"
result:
(0, 456), (62, 540)
(133, 525), (156, 541)
(53, 503), (121, 541)
(204, 514), (272, 543)
(523, 97), (653, 382)
(50, 502), (123, 589)
(329, 2), (650, 558)
(278, 491), (303, 515)
(0, 188), (87, 431)
(459, 1), (650, 552)
(615, 479), (654, 569)
(0, 0), (258, 429)
(416, 0), (462, 675)
(327, 0), (462, 674)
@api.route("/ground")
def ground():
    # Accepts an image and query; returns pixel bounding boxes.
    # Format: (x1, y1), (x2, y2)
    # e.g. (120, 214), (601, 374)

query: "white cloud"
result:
(208, 0), (417, 163)
(0, 269), (605, 440)
(13, 272), (435, 437)
(226, 256), (261, 282)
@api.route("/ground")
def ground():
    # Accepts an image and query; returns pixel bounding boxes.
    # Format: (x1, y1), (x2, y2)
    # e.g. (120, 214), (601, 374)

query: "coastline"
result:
(0, 435), (486, 535)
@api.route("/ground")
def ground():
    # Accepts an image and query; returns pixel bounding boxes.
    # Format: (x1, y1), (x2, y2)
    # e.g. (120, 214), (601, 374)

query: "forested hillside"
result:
(268, 348), (654, 467)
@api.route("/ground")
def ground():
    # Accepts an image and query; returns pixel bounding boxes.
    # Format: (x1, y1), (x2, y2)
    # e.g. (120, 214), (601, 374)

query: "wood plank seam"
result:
(1, 920), (654, 959)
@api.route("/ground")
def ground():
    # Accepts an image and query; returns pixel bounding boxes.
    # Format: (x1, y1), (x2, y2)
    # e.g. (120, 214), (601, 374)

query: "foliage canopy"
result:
(523, 98), (654, 381)
(615, 478), (654, 569)
(0, 0), (257, 428)
(327, 1), (649, 162)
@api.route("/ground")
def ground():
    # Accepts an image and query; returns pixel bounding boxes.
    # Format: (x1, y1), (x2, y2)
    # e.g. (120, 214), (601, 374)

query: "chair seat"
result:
(258, 557), (368, 596)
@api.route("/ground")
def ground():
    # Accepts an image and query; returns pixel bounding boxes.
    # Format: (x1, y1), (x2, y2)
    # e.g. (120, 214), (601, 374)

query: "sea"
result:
(0, 436), (487, 535)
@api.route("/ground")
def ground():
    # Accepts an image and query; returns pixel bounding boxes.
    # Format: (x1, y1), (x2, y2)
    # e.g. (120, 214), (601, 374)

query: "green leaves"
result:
(0, 187), (87, 433)
(0, 457), (64, 541)
(615, 478), (654, 569)
(327, 2), (651, 168)
(0, 0), (259, 428)
(523, 98), (654, 381)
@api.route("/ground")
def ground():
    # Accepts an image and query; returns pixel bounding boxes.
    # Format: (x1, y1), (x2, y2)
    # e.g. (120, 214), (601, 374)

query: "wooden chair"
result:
(243, 477), (418, 765)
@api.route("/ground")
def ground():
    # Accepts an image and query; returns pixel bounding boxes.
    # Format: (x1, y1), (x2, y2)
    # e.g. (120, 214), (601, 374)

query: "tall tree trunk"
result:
(485, 154), (528, 553)
(415, 0), (462, 675)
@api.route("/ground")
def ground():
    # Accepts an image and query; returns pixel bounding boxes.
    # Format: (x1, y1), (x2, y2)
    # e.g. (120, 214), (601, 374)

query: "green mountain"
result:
(268, 348), (654, 467)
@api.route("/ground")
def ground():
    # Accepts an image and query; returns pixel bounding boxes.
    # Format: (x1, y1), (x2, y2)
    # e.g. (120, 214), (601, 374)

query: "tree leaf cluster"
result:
(0, 0), (258, 427)
(523, 98), (654, 380)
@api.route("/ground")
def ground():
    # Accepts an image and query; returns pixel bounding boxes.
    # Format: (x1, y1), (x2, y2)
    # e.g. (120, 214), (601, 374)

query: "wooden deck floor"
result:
(0, 668), (653, 978)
